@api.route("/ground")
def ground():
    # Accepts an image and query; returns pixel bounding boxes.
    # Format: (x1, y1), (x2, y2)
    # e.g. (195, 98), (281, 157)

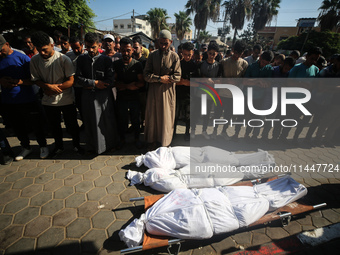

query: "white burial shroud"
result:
(119, 176), (307, 248)
(128, 146), (276, 192)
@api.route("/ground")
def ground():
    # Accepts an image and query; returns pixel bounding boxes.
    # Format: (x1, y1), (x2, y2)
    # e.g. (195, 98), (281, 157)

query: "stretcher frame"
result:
(120, 175), (327, 254)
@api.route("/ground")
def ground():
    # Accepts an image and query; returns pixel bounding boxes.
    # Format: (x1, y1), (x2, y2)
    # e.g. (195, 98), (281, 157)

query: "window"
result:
(128, 24), (131, 29)
(143, 26), (146, 30)
(114, 25), (118, 29)
(146, 31), (149, 35)
(120, 24), (124, 29)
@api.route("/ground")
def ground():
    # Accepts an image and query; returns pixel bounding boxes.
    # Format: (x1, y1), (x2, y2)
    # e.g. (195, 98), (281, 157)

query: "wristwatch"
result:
(158, 76), (161, 82)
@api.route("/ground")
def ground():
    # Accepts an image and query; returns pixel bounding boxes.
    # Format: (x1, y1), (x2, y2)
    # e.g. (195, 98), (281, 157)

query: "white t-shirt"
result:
(244, 55), (258, 66)
(30, 50), (75, 106)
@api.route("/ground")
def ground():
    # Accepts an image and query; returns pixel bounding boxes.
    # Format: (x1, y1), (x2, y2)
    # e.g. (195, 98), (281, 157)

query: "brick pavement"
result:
(0, 124), (339, 255)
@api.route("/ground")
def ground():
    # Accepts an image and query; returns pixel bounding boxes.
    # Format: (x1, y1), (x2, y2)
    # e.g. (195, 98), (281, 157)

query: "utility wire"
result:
(94, 11), (133, 23)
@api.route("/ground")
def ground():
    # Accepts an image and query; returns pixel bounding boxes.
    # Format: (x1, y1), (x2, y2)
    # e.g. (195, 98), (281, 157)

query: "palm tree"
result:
(251, 0), (280, 37)
(223, 0), (252, 47)
(318, 0), (340, 31)
(185, 0), (222, 40)
(145, 8), (170, 39)
(199, 30), (212, 42)
(174, 11), (193, 43)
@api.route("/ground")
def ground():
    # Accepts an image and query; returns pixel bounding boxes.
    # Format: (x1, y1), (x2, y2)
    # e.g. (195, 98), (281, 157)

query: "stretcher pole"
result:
(121, 239), (183, 254)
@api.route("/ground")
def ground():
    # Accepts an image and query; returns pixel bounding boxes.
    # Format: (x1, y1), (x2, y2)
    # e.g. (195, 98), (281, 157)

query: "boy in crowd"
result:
(175, 42), (199, 141)
(30, 31), (82, 157)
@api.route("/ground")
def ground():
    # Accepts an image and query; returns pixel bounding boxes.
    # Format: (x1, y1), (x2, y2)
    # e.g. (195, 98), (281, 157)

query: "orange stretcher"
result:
(120, 175), (326, 254)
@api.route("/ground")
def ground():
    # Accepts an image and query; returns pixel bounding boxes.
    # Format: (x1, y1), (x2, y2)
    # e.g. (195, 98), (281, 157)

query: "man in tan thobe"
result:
(144, 30), (181, 150)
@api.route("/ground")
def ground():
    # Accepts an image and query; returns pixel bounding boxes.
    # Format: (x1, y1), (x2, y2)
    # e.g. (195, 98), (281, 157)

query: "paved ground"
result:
(0, 123), (340, 255)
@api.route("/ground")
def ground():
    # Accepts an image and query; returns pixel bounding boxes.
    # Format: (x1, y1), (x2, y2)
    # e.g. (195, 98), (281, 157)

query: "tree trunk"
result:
(197, 28), (201, 42)
(232, 28), (237, 47)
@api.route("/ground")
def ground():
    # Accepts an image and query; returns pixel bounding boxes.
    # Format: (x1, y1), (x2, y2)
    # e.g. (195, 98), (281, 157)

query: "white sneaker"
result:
(15, 148), (32, 161)
(202, 131), (210, 140)
(40, 147), (49, 159)
(220, 132), (230, 141)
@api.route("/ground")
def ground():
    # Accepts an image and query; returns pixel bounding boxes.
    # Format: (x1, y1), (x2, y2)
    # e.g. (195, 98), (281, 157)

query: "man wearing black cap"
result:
(144, 30), (181, 150)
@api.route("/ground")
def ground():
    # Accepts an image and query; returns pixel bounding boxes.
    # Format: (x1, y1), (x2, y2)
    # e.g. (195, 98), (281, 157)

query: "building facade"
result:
(113, 15), (152, 37)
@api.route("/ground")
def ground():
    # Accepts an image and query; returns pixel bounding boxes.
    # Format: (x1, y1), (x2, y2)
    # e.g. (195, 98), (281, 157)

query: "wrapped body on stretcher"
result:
(128, 146), (276, 192)
(120, 176), (307, 248)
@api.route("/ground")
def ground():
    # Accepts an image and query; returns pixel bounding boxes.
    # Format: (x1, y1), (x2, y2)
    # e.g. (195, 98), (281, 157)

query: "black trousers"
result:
(44, 104), (80, 149)
(3, 101), (47, 149)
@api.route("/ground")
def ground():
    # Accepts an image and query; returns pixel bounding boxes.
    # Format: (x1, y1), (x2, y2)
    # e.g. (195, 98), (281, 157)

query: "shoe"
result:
(184, 133), (190, 141)
(210, 133), (217, 140)
(40, 147), (49, 159)
(190, 132), (195, 139)
(220, 132), (230, 141)
(324, 141), (335, 148)
(15, 148), (32, 161)
(1, 154), (13, 165)
(49, 148), (64, 158)
(74, 146), (85, 155)
(202, 131), (210, 140)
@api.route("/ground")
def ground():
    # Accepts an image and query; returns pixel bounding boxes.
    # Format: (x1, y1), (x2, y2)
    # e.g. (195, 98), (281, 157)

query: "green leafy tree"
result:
(318, 0), (340, 31)
(145, 8), (170, 39)
(0, 0), (95, 33)
(199, 30), (212, 42)
(223, 0), (252, 47)
(277, 30), (340, 58)
(185, 0), (222, 40)
(251, 0), (280, 40)
(174, 11), (192, 43)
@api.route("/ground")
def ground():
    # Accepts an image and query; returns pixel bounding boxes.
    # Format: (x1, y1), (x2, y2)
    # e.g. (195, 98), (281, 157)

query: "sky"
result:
(88, 0), (324, 37)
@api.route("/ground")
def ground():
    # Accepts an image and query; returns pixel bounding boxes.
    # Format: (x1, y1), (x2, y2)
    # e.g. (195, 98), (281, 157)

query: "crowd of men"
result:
(0, 28), (339, 165)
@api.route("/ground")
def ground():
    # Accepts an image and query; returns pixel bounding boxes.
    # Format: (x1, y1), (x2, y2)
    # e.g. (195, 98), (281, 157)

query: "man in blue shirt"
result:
(0, 34), (48, 160)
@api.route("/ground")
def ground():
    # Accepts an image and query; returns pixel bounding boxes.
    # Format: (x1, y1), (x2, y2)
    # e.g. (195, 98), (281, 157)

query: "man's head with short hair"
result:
(259, 50), (274, 68)
(60, 35), (70, 53)
(31, 31), (54, 59)
(289, 50), (300, 60)
(252, 44), (262, 59)
(232, 40), (247, 60)
(69, 36), (84, 56)
(194, 49), (203, 63)
(23, 35), (35, 51)
(273, 54), (285, 66)
(305, 47), (322, 67)
(207, 41), (219, 63)
(281, 56), (296, 74)
(120, 37), (134, 63)
(132, 36), (143, 57)
(53, 30), (62, 45)
(84, 32), (100, 57)
(182, 42), (194, 62)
